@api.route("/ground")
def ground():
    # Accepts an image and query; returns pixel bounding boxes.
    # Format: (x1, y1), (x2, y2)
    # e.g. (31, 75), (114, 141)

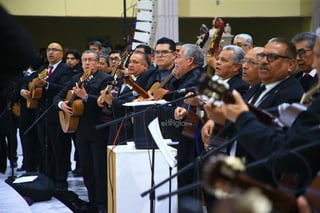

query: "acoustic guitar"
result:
(181, 19), (225, 138)
(206, 17), (225, 76)
(103, 48), (133, 98)
(59, 70), (92, 133)
(197, 74), (285, 130)
(123, 75), (149, 99)
(148, 68), (176, 100)
(26, 69), (48, 109)
(202, 155), (320, 213)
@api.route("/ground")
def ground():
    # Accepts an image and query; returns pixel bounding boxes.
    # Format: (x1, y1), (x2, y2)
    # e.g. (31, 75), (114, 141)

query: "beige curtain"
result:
(312, 0), (320, 31)
(154, 0), (179, 45)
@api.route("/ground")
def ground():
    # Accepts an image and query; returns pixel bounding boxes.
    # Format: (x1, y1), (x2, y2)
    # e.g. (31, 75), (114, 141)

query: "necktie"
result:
(48, 65), (54, 77)
(301, 74), (312, 91)
(250, 85), (266, 105)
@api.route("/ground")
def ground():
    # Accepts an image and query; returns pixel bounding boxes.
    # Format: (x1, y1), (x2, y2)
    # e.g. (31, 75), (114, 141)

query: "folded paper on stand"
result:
(148, 117), (177, 168)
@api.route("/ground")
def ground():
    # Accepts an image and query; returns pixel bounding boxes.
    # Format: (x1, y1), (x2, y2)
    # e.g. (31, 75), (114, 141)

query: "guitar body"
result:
(26, 69), (48, 109)
(12, 102), (21, 117)
(153, 88), (170, 100)
(59, 91), (84, 133)
(31, 87), (43, 99)
(26, 97), (39, 109)
(182, 106), (200, 138)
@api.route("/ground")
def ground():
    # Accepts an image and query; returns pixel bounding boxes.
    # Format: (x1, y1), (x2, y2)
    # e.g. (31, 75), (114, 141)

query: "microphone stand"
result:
(140, 135), (237, 197)
(24, 104), (53, 135)
(156, 139), (320, 202)
(96, 91), (197, 130)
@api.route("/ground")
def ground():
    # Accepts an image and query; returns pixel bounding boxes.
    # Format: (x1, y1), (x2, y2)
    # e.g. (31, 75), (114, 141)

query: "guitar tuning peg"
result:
(211, 75), (220, 81)
(213, 100), (223, 107)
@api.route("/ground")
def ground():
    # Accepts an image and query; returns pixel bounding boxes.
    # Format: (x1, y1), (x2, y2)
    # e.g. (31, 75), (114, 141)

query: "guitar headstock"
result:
(214, 17), (225, 30)
(202, 155), (245, 197)
(197, 74), (232, 106)
(208, 17), (225, 55)
(80, 69), (92, 82)
(196, 24), (210, 48)
(39, 69), (48, 79)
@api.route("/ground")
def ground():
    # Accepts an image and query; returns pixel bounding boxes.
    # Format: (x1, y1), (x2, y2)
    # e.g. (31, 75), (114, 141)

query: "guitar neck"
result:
(223, 92), (283, 129)
(157, 70), (175, 90)
(124, 76), (149, 99)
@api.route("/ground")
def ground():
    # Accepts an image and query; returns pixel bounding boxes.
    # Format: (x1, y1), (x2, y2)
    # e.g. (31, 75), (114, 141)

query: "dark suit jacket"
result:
(235, 91), (320, 189)
(54, 70), (112, 139)
(24, 62), (71, 124)
(108, 70), (155, 144)
(294, 71), (318, 92)
(219, 76), (304, 186)
(227, 74), (249, 96)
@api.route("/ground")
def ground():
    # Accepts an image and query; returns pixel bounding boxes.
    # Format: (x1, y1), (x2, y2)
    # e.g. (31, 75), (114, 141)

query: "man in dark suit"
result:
(21, 42), (71, 191)
(98, 50), (153, 145)
(55, 50), (112, 212)
(220, 33), (320, 196)
(202, 38), (305, 213)
(291, 32), (318, 91)
(159, 44), (204, 210)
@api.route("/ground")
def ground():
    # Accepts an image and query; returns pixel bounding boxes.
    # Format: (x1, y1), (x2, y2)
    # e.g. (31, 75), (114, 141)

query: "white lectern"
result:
(107, 144), (177, 213)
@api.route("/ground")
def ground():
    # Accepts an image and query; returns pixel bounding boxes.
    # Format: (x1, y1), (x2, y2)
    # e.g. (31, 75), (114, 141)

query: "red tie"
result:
(48, 65), (53, 77)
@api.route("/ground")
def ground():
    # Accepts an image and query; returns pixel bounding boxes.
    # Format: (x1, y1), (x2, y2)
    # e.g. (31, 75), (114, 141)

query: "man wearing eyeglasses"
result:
(54, 50), (113, 212)
(20, 42), (72, 192)
(218, 30), (320, 213)
(233, 33), (254, 53)
(208, 38), (304, 182)
(291, 32), (318, 91)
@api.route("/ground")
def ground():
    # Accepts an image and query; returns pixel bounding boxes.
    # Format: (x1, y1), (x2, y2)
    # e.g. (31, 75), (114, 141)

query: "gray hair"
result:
(291, 32), (317, 49)
(222, 45), (245, 64)
(82, 50), (99, 61)
(234, 33), (254, 46)
(182, 43), (204, 67)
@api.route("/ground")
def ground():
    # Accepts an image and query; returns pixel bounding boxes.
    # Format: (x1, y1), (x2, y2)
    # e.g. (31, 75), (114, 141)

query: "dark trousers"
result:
(76, 128), (108, 209)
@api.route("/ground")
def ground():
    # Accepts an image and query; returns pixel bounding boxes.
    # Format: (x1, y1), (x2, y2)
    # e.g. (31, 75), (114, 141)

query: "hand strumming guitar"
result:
(204, 102), (226, 125)
(33, 77), (47, 88)
(73, 82), (88, 100)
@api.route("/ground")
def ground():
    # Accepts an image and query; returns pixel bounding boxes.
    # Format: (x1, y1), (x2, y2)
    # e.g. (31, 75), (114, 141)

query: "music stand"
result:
(123, 100), (166, 213)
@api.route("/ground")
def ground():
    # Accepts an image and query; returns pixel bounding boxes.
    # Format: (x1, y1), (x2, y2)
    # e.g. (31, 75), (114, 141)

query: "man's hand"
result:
(33, 78), (47, 87)
(221, 90), (249, 123)
(297, 196), (311, 213)
(61, 101), (73, 116)
(203, 103), (226, 125)
(201, 119), (214, 150)
(99, 90), (113, 105)
(73, 83), (87, 99)
(20, 89), (30, 99)
(174, 107), (187, 120)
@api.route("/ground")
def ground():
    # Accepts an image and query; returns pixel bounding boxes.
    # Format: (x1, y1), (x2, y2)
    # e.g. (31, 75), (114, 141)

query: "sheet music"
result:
(148, 117), (177, 168)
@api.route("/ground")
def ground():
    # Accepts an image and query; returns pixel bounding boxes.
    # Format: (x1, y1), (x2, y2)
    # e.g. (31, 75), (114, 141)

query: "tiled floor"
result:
(0, 138), (88, 213)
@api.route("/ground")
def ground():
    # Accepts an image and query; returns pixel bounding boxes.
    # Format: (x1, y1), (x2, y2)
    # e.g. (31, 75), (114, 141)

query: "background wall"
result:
(2, 0), (313, 51)
(14, 16), (311, 51)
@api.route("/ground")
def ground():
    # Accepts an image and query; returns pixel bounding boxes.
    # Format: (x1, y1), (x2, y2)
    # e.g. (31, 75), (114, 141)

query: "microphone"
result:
(164, 86), (197, 96)
(176, 86), (197, 94)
